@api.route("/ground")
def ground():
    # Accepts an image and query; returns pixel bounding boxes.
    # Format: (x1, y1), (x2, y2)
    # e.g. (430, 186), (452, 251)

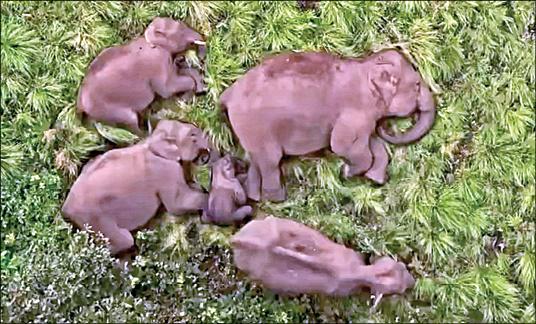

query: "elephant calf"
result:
(62, 120), (212, 255)
(220, 49), (436, 202)
(201, 154), (252, 225)
(231, 216), (415, 299)
(77, 17), (207, 135)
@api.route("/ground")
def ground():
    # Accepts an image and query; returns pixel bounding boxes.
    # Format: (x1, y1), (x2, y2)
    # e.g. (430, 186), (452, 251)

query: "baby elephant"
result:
(201, 155), (252, 225)
(77, 17), (207, 135)
(62, 120), (213, 255)
(231, 216), (415, 300)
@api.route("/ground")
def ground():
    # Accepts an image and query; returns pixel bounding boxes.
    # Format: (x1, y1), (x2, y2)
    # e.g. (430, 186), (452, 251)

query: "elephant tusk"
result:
(370, 293), (383, 312)
(193, 40), (206, 46)
(144, 34), (156, 48)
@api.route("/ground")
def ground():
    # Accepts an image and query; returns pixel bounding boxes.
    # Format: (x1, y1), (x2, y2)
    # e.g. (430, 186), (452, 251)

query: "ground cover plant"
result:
(1, 1), (534, 322)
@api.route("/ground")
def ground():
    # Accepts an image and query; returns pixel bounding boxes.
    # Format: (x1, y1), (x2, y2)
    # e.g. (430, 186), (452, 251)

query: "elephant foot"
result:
(187, 69), (205, 94)
(341, 164), (357, 179)
(246, 185), (261, 202)
(247, 193), (260, 202)
(341, 163), (369, 180)
(262, 187), (286, 202)
(233, 205), (253, 222)
(195, 83), (207, 94)
(364, 169), (388, 185)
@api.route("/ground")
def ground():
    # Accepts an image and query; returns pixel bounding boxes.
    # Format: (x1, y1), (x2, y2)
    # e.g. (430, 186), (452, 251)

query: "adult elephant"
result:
(62, 120), (214, 255)
(77, 17), (207, 135)
(220, 49), (436, 202)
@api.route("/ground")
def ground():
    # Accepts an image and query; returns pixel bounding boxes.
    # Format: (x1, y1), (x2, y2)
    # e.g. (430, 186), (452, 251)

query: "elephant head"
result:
(213, 154), (236, 179)
(367, 49), (436, 145)
(365, 256), (416, 297)
(148, 120), (211, 164)
(144, 17), (206, 59)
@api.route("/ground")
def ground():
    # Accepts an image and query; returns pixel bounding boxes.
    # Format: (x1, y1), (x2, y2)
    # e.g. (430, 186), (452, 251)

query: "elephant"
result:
(77, 17), (207, 136)
(61, 120), (213, 255)
(201, 154), (252, 225)
(219, 49), (436, 202)
(231, 216), (415, 299)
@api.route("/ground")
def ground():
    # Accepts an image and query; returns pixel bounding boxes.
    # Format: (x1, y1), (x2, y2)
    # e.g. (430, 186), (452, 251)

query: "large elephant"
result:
(61, 120), (212, 255)
(77, 17), (207, 135)
(220, 49), (436, 202)
(231, 216), (415, 298)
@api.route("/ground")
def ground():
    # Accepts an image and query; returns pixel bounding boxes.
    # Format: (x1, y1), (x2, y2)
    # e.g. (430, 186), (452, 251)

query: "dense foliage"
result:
(1, 1), (534, 322)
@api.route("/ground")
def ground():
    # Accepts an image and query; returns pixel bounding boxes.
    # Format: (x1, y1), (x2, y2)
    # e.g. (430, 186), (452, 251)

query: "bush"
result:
(1, 1), (534, 322)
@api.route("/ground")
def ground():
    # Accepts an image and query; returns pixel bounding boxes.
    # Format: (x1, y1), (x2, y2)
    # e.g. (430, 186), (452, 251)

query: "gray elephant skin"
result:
(202, 154), (252, 225)
(77, 17), (207, 135)
(62, 120), (212, 255)
(231, 216), (415, 298)
(220, 49), (436, 202)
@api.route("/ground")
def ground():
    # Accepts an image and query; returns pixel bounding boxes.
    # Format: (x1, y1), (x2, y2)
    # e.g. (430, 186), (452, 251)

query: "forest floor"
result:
(1, 1), (535, 322)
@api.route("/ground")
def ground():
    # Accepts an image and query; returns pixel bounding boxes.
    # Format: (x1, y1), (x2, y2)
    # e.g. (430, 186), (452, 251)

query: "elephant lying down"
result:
(220, 49), (436, 202)
(62, 120), (213, 255)
(77, 17), (207, 135)
(201, 154), (252, 225)
(231, 216), (415, 299)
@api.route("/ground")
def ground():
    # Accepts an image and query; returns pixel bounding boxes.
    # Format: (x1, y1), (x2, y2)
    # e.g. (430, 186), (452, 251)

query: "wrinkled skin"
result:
(231, 216), (415, 299)
(61, 120), (212, 255)
(77, 17), (207, 135)
(201, 154), (252, 225)
(220, 49), (436, 202)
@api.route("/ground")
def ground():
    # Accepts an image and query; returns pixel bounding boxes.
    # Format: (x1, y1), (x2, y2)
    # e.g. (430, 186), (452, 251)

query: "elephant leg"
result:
(331, 113), (374, 178)
(93, 217), (135, 255)
(178, 68), (206, 93)
(251, 149), (285, 202)
(232, 205), (253, 221)
(171, 188), (208, 215)
(245, 160), (261, 201)
(364, 136), (389, 185)
(153, 75), (196, 99)
(94, 108), (143, 136)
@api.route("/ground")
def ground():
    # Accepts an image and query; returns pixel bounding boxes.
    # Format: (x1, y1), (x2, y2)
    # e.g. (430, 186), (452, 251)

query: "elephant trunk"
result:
(378, 85), (436, 145)
(194, 40), (207, 61)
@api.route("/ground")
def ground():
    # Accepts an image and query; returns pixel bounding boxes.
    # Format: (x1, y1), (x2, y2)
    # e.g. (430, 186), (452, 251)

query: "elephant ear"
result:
(368, 55), (400, 107)
(144, 17), (173, 50)
(148, 131), (180, 160)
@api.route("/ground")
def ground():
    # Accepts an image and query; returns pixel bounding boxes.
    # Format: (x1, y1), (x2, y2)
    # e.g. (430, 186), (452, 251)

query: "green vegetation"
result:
(1, 1), (534, 322)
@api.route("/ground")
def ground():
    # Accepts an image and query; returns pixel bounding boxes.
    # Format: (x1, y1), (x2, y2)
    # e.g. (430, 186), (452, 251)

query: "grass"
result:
(1, 1), (535, 322)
